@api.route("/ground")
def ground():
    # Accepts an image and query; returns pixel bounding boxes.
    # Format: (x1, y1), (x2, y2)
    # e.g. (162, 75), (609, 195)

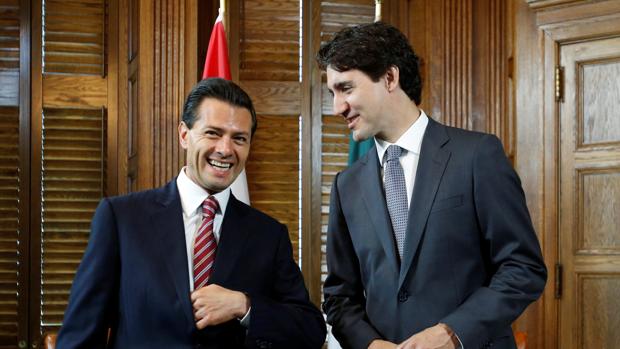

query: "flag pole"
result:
(374, 0), (381, 22)
(219, 0), (226, 29)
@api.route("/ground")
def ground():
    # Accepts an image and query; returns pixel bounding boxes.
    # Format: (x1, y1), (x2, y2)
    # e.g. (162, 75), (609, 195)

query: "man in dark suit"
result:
(317, 22), (547, 349)
(56, 78), (326, 349)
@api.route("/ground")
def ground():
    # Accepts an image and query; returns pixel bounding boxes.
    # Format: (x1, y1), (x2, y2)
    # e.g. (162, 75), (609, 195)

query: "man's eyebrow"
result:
(332, 81), (351, 91)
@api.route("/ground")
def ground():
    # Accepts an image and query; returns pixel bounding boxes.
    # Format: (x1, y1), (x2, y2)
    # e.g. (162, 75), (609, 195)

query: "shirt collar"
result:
(176, 167), (230, 218)
(375, 110), (429, 167)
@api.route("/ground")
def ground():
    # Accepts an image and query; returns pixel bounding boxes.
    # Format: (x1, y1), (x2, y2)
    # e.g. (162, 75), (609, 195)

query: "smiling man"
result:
(57, 78), (326, 349)
(318, 22), (546, 349)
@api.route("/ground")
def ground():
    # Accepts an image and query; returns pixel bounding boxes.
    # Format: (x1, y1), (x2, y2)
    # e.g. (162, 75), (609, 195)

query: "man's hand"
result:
(396, 323), (458, 349)
(368, 339), (398, 349)
(190, 284), (250, 329)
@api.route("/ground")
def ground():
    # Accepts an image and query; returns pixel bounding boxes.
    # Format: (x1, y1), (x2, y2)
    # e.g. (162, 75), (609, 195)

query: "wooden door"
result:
(558, 35), (620, 349)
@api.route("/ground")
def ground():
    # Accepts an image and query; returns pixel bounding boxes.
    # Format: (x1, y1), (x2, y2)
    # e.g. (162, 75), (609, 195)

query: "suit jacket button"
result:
(398, 290), (409, 302)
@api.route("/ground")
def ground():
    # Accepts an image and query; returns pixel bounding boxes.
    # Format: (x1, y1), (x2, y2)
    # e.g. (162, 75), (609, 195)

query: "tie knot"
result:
(202, 196), (219, 217)
(386, 145), (403, 162)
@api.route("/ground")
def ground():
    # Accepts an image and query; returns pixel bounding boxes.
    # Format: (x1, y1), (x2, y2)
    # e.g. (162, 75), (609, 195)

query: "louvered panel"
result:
(241, 1), (301, 264)
(320, 114), (348, 286)
(0, 106), (19, 347)
(40, 108), (105, 333)
(320, 1), (374, 43)
(0, 0), (19, 108)
(246, 115), (299, 261)
(0, 0), (19, 71)
(43, 0), (105, 75)
(319, 1), (374, 299)
(240, 0), (299, 81)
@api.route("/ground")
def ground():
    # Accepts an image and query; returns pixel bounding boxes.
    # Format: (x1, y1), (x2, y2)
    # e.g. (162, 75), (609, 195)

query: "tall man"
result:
(318, 22), (546, 349)
(57, 78), (326, 349)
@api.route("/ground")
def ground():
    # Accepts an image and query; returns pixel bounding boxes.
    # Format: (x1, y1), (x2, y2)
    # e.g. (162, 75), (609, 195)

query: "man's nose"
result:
(214, 136), (233, 156)
(333, 95), (349, 117)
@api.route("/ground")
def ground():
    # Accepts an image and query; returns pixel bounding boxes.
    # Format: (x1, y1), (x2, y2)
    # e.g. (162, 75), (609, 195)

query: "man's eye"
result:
(234, 137), (247, 144)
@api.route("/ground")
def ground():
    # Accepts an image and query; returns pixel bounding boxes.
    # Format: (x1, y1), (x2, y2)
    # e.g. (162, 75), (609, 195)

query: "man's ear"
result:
(384, 65), (400, 92)
(178, 121), (189, 150)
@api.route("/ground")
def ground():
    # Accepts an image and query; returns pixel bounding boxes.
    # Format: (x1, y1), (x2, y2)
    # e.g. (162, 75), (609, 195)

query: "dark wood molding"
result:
(137, 0), (154, 190)
(29, 0), (44, 344)
(18, 0), (31, 347)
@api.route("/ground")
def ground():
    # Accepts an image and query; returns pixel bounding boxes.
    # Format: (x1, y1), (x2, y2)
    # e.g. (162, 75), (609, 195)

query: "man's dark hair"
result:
(182, 78), (257, 137)
(316, 22), (422, 105)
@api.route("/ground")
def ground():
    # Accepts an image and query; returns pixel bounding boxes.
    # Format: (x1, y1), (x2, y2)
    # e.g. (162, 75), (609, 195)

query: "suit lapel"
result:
(150, 180), (195, 329)
(398, 119), (451, 289)
(359, 149), (400, 273)
(209, 195), (252, 284)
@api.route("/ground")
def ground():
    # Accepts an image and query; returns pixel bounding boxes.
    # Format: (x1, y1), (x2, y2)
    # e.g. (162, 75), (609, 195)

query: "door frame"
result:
(540, 9), (620, 349)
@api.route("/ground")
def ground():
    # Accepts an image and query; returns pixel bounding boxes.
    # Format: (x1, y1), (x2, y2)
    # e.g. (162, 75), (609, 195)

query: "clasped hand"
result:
(369, 323), (458, 349)
(190, 284), (250, 329)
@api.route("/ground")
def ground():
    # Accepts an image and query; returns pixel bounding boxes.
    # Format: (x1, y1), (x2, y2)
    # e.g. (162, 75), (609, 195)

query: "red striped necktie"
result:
(193, 196), (219, 289)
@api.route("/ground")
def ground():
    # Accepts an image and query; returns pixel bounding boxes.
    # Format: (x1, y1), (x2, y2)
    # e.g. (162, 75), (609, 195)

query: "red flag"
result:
(202, 16), (231, 80)
(201, 13), (250, 204)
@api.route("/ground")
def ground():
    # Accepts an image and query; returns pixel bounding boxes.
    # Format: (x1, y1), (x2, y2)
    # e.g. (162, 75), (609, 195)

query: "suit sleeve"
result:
(440, 135), (547, 348)
(322, 173), (383, 349)
(244, 222), (327, 349)
(56, 198), (120, 349)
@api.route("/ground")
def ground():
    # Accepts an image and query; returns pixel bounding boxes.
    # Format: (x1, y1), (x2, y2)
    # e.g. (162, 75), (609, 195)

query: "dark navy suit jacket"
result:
(323, 118), (547, 349)
(57, 180), (326, 349)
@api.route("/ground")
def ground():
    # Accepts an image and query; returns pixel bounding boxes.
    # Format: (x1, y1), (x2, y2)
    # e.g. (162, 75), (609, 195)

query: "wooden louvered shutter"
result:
(0, 105), (22, 348)
(0, 0), (28, 346)
(39, 108), (105, 333)
(318, 1), (375, 297)
(43, 0), (105, 76)
(240, 0), (302, 261)
(36, 0), (109, 339)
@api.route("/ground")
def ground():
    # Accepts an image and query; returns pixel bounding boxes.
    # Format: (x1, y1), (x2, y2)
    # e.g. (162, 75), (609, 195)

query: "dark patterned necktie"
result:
(384, 145), (408, 259)
(193, 196), (219, 289)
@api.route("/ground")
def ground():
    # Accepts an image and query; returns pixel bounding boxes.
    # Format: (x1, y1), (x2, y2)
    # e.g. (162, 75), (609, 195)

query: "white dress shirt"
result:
(176, 168), (251, 326)
(375, 110), (429, 206)
(176, 167), (230, 291)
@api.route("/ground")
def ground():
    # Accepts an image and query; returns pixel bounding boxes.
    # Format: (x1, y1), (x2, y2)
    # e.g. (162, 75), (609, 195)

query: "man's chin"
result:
(200, 173), (238, 193)
(352, 131), (371, 142)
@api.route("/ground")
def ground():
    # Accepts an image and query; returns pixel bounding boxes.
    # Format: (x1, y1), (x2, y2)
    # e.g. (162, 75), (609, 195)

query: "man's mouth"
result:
(345, 115), (359, 129)
(208, 159), (233, 171)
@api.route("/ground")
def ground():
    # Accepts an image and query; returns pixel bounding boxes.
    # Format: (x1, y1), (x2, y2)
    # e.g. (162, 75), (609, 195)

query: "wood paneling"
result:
(580, 169), (620, 253)
(580, 60), (620, 147)
(580, 275), (620, 348)
(43, 75), (107, 108)
(404, 0), (514, 157)
(441, 0), (473, 130)
(152, 0), (186, 187)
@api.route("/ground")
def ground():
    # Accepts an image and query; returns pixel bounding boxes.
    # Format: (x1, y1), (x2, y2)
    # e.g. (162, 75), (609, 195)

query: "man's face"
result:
(179, 98), (252, 194)
(326, 67), (391, 142)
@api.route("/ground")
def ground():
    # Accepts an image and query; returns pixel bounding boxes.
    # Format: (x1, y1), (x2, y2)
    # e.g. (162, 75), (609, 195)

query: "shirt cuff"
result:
(239, 306), (251, 328)
(454, 332), (464, 349)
